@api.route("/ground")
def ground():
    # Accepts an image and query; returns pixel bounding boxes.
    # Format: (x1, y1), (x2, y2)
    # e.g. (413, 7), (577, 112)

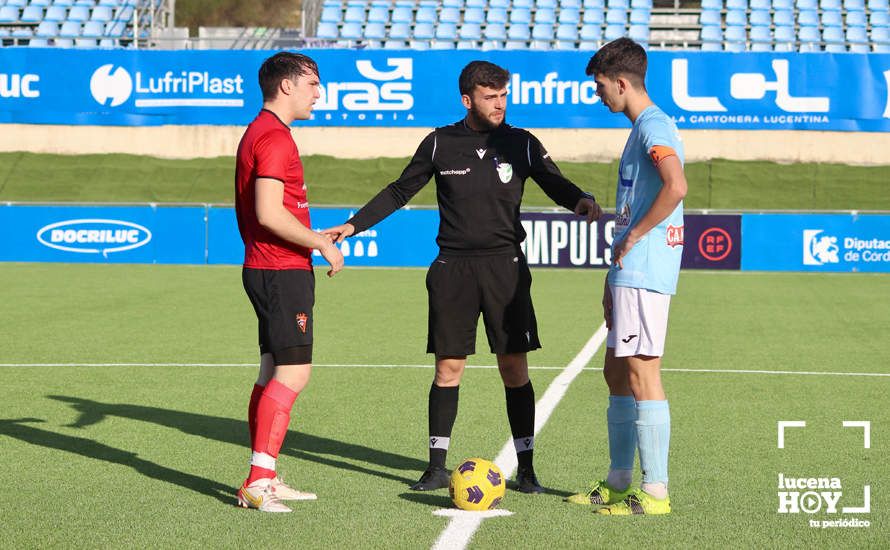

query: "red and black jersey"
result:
(235, 109), (313, 270)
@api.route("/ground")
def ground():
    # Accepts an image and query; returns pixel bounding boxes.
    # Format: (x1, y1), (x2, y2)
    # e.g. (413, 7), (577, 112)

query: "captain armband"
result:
(648, 145), (677, 167)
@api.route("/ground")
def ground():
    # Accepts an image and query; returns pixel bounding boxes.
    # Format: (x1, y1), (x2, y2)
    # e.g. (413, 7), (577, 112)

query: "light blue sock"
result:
(636, 400), (670, 485)
(607, 395), (637, 474)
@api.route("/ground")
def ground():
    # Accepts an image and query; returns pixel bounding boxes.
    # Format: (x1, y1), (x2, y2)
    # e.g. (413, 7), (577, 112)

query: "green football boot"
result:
(593, 488), (671, 515)
(564, 480), (632, 506)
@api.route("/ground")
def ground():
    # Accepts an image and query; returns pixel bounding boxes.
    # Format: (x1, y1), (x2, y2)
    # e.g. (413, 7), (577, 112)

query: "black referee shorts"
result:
(242, 268), (314, 362)
(425, 252), (541, 356)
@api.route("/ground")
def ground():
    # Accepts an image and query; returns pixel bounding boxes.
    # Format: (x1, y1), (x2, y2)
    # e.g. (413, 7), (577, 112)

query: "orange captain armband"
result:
(649, 145), (677, 167)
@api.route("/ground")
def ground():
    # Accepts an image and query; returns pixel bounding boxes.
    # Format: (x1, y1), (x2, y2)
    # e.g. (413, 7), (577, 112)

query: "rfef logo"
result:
(36, 219), (152, 257)
(698, 227), (732, 261)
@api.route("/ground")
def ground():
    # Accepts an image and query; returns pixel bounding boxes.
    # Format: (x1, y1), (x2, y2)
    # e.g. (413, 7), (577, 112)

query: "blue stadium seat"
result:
(724, 24), (746, 50)
(75, 37), (98, 47)
(441, 0), (463, 7)
(532, 22), (554, 39)
(559, 8), (581, 24)
(29, 0), (51, 7)
(556, 23), (579, 40)
(845, 10), (867, 26)
(505, 40), (528, 49)
(629, 8), (649, 24)
(700, 0), (722, 9)
(845, 25), (867, 42)
(456, 40), (477, 49)
(631, 0), (652, 7)
(604, 23), (625, 39)
(390, 7), (412, 23)
(115, 5), (133, 21)
(513, 0), (533, 7)
(511, 9), (532, 24)
(67, 5), (91, 21)
(535, 8), (556, 23)
(487, 8), (508, 24)
(96, 0), (119, 7)
(342, 5), (365, 23)
(432, 22), (454, 39)
(413, 22), (435, 39)
(750, 0), (771, 8)
(11, 27), (33, 39)
(438, 7), (460, 23)
(316, 21), (338, 38)
(364, 22), (386, 39)
(26, 37), (48, 46)
(871, 11), (890, 27)
(463, 7), (485, 23)
(485, 23), (507, 39)
(388, 22), (410, 39)
(700, 24), (722, 45)
(772, 0), (793, 8)
(537, 0), (558, 8)
(43, 5), (67, 21)
(415, 6), (437, 23)
(797, 10), (819, 26)
(796, 0), (818, 8)
(34, 21), (60, 37)
(383, 39), (406, 49)
(773, 9), (794, 26)
(489, 0), (510, 6)
(822, 26), (845, 50)
(19, 6), (43, 23)
(607, 0), (628, 9)
(98, 38), (118, 48)
(104, 20), (126, 36)
(59, 20), (81, 36)
(700, 9), (721, 26)
(821, 10), (842, 26)
(867, 0), (888, 8)
(408, 39), (431, 49)
(725, 9), (747, 26)
(339, 22), (363, 39)
(582, 9), (604, 24)
(606, 8), (627, 24)
(750, 25), (772, 50)
(583, 0), (605, 8)
(81, 19), (103, 37)
(464, 0), (486, 6)
(91, 6), (113, 21)
(562, 0), (583, 8)
(72, 0), (94, 7)
(872, 26), (890, 51)
(628, 23), (647, 43)
(554, 40), (576, 49)
(797, 25), (821, 51)
(750, 10), (771, 26)
(508, 24), (531, 40)
(726, 0), (747, 9)
(459, 23), (482, 39)
(366, 6), (388, 23)
(5, 0), (26, 7)
(529, 39), (552, 49)
(580, 22), (603, 40)
(843, 0), (865, 7)
(0, 6), (19, 23)
(819, 0), (841, 10)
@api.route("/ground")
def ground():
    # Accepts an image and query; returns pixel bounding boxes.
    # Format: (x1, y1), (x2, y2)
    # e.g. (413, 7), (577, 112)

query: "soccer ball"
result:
(449, 457), (506, 511)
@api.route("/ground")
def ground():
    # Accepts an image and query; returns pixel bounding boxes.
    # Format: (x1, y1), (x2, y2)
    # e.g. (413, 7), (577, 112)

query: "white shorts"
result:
(606, 286), (672, 358)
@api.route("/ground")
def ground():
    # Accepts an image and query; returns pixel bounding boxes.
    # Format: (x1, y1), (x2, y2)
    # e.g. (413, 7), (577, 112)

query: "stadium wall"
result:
(2, 124), (890, 164)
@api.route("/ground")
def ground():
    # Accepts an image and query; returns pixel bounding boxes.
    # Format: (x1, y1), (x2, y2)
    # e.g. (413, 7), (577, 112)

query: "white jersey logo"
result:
(496, 162), (513, 184)
(476, 148), (486, 159)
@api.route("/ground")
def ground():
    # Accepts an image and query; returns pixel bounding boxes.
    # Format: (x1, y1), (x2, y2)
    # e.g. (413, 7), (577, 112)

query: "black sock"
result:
(505, 381), (535, 470)
(428, 384), (459, 470)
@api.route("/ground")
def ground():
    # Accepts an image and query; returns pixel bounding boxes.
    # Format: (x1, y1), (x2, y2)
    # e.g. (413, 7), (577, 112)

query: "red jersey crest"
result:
(296, 313), (308, 334)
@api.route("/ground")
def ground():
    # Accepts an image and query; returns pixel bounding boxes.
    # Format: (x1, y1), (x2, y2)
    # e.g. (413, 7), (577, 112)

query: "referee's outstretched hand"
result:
(321, 223), (356, 244)
(574, 197), (603, 224)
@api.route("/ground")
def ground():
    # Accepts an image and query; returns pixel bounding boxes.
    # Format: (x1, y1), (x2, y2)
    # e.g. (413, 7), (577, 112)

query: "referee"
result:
(324, 61), (601, 493)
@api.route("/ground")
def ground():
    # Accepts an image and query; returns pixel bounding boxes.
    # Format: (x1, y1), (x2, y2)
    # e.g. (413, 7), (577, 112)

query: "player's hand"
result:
(611, 234), (640, 270)
(321, 223), (355, 244)
(319, 240), (344, 278)
(574, 197), (602, 224)
(602, 280), (613, 330)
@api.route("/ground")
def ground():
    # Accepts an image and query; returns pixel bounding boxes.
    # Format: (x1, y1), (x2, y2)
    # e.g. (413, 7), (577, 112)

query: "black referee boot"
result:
(410, 466), (450, 491)
(514, 466), (544, 494)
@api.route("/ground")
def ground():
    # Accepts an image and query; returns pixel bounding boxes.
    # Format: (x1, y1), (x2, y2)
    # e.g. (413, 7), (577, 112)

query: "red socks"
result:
(246, 379), (299, 485)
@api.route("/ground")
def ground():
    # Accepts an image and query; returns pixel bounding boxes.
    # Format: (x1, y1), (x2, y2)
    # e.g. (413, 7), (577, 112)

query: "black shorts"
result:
(242, 268), (314, 358)
(425, 252), (541, 356)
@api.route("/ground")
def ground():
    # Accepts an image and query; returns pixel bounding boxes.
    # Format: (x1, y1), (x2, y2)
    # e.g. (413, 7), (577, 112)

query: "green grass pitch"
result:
(1, 264), (887, 548)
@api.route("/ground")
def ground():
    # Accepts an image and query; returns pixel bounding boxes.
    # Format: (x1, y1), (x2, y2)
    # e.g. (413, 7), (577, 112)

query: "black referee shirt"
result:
(347, 119), (593, 255)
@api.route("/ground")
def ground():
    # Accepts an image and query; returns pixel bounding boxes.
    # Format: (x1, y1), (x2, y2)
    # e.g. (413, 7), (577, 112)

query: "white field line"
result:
(430, 322), (609, 550)
(0, 363), (888, 378)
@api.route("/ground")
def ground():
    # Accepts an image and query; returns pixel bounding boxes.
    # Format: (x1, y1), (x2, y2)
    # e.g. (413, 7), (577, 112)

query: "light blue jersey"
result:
(608, 105), (684, 295)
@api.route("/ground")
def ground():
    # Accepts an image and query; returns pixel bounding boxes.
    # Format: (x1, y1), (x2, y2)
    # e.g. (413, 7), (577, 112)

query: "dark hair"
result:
(458, 61), (510, 96)
(585, 37), (647, 90)
(258, 52), (319, 101)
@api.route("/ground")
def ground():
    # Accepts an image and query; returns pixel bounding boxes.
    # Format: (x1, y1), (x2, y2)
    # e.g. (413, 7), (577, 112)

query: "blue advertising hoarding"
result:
(1, 49), (889, 131)
(742, 213), (890, 272)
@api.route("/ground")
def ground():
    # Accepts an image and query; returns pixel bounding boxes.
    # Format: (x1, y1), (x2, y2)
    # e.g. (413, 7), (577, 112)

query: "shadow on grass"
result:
(397, 491), (453, 509)
(48, 395), (427, 487)
(0, 417), (232, 504)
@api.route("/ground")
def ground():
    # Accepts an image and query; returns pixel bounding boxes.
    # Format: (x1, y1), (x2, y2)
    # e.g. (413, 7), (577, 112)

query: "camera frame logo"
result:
(776, 420), (871, 529)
